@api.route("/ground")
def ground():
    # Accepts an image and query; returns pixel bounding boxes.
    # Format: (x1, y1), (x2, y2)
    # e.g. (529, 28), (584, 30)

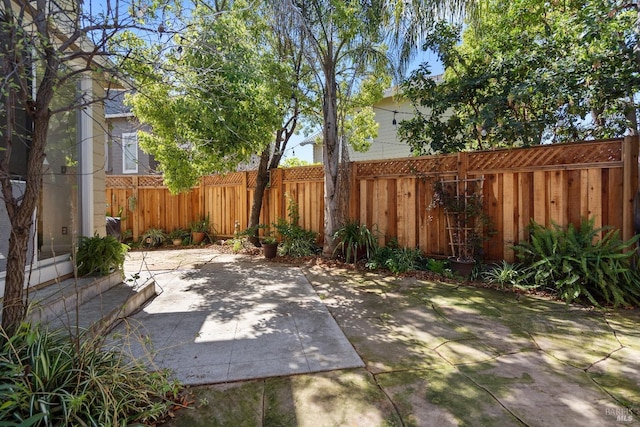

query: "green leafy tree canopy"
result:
(126, 2), (283, 193)
(399, 0), (639, 154)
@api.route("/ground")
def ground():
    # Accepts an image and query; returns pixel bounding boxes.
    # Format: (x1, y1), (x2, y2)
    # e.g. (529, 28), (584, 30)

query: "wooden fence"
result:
(106, 136), (639, 262)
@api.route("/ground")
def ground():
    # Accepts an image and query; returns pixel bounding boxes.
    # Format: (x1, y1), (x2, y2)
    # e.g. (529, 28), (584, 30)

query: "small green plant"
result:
(514, 217), (640, 307)
(190, 215), (211, 233)
(366, 241), (424, 274)
(0, 322), (180, 425)
(273, 196), (318, 257)
(425, 258), (447, 274)
(122, 228), (133, 242)
(141, 228), (167, 246)
(168, 228), (189, 241)
(231, 238), (244, 253)
(333, 220), (379, 263)
(190, 215), (215, 244)
(482, 261), (524, 288)
(262, 234), (277, 245)
(76, 234), (129, 276)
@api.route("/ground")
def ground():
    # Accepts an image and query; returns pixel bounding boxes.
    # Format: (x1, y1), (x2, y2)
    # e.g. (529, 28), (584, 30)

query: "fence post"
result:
(132, 176), (139, 240)
(457, 151), (469, 182)
(274, 168), (286, 222)
(348, 162), (358, 221)
(240, 171), (248, 230)
(622, 135), (639, 241)
(199, 176), (205, 224)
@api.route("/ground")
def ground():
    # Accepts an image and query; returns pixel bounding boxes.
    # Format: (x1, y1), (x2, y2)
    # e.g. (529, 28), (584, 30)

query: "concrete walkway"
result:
(148, 249), (640, 426)
(112, 249), (363, 385)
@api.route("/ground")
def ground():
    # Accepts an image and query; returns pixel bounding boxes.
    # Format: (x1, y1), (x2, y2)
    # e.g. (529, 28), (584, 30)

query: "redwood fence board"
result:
(106, 136), (639, 262)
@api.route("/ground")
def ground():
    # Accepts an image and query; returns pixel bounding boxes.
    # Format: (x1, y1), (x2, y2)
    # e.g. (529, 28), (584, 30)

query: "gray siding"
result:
(107, 117), (157, 175)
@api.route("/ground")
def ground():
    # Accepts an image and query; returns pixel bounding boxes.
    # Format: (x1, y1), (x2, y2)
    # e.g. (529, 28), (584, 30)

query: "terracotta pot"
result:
(448, 257), (475, 278)
(191, 231), (205, 244)
(172, 238), (183, 246)
(263, 243), (278, 259)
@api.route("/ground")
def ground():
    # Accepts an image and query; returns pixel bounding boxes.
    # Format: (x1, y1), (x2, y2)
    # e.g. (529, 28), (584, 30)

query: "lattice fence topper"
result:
(105, 176), (134, 188)
(468, 139), (623, 171)
(356, 155), (458, 178)
(283, 166), (324, 182)
(138, 175), (165, 187)
(268, 169), (280, 187)
(203, 172), (244, 186)
(247, 171), (257, 188)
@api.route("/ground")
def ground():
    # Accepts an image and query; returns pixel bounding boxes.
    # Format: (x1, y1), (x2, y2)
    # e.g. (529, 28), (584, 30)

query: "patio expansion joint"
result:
(290, 315), (312, 369)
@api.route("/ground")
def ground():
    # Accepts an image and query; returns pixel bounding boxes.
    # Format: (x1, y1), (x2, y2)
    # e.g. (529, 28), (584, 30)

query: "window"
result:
(122, 132), (138, 173)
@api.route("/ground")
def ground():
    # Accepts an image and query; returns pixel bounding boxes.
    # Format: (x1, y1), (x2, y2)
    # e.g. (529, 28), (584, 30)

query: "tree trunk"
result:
(1, 52), (53, 332)
(322, 54), (340, 257)
(248, 148), (272, 246)
(2, 111), (48, 334)
(248, 129), (287, 246)
(625, 95), (638, 135)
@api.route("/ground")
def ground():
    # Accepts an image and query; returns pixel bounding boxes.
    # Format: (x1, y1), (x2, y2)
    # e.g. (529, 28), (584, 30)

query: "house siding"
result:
(349, 96), (414, 161)
(107, 117), (156, 175)
(93, 81), (106, 236)
(312, 95), (416, 163)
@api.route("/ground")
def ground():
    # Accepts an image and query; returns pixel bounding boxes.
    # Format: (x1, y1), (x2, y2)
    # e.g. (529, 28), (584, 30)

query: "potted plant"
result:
(190, 215), (210, 245)
(76, 233), (129, 276)
(141, 228), (166, 247)
(430, 177), (491, 277)
(261, 230), (278, 259)
(333, 219), (378, 263)
(168, 228), (188, 246)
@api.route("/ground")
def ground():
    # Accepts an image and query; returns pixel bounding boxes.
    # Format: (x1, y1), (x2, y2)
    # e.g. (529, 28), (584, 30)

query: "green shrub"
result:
(367, 241), (425, 274)
(333, 220), (379, 263)
(0, 323), (180, 426)
(76, 234), (129, 276)
(273, 197), (318, 257)
(514, 217), (640, 307)
(425, 258), (448, 274)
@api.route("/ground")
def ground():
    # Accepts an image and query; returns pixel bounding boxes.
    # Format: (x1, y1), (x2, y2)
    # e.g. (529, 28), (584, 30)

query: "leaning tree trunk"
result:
(1, 39), (55, 332)
(248, 149), (271, 246)
(248, 130), (286, 246)
(322, 54), (340, 257)
(1, 110), (49, 334)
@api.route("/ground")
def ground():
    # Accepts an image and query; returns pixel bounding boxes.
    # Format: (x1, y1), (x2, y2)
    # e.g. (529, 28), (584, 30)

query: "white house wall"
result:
(312, 95), (417, 163)
(92, 80), (106, 237)
(348, 96), (414, 161)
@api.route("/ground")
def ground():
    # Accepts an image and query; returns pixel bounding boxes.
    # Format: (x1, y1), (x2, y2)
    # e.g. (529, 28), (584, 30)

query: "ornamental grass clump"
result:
(0, 322), (180, 426)
(514, 217), (640, 307)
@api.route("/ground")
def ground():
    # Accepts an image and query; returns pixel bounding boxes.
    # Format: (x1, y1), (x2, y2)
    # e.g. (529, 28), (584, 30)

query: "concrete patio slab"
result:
(110, 249), (364, 385)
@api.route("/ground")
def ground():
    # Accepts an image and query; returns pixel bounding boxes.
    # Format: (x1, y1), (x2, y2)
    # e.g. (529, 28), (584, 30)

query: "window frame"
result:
(122, 132), (139, 174)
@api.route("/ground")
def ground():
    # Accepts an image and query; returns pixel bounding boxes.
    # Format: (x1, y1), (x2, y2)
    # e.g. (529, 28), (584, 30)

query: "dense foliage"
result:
(400, 0), (640, 154)
(126, 3), (283, 193)
(273, 198), (319, 257)
(514, 217), (640, 307)
(367, 244), (426, 274)
(75, 234), (129, 276)
(0, 323), (179, 426)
